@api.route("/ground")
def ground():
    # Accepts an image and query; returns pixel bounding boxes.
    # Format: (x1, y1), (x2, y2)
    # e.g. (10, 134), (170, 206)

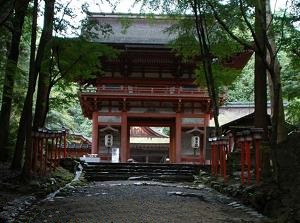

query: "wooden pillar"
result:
(203, 127), (207, 165)
(63, 130), (67, 158)
(91, 112), (99, 154)
(127, 125), (130, 160)
(175, 113), (182, 163)
(121, 112), (128, 162)
(199, 133), (204, 165)
(169, 124), (175, 162)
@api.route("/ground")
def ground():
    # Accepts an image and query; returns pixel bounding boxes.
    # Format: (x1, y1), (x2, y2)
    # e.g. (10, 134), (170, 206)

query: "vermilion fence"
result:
(209, 128), (264, 185)
(31, 128), (68, 176)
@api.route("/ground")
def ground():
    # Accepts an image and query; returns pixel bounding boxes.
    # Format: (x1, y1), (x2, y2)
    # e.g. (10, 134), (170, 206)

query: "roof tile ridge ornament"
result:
(100, 125), (119, 132)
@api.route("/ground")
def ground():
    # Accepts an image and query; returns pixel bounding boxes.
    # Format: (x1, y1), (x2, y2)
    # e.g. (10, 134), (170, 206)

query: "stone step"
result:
(84, 171), (195, 175)
(83, 162), (201, 182)
(85, 167), (197, 173)
(84, 162), (199, 169)
(85, 173), (195, 182)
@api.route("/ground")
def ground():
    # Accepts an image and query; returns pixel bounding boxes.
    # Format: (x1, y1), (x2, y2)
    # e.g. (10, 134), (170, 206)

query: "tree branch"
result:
(52, 44), (82, 85)
(206, 0), (253, 49)
(238, 0), (263, 54)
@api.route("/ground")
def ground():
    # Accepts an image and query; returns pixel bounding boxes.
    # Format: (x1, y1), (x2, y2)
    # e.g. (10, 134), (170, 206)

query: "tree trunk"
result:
(33, 71), (51, 130)
(0, 0), (29, 162)
(191, 0), (220, 135)
(254, 0), (272, 179)
(265, 0), (287, 144)
(22, 0), (55, 177)
(11, 0), (55, 172)
(0, 0), (15, 26)
(254, 0), (268, 136)
(11, 0), (38, 169)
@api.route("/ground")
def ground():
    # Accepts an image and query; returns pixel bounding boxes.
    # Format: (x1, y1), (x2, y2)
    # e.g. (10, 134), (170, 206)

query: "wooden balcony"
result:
(80, 86), (210, 100)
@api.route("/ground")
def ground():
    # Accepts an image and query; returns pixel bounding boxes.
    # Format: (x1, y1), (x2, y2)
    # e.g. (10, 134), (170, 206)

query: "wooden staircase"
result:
(82, 162), (201, 182)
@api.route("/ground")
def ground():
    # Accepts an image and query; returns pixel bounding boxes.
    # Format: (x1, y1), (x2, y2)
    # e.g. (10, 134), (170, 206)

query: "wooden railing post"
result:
(243, 130), (252, 185)
(221, 136), (229, 183)
(237, 132), (245, 185)
(251, 128), (264, 184)
(62, 128), (68, 158)
(44, 131), (49, 175)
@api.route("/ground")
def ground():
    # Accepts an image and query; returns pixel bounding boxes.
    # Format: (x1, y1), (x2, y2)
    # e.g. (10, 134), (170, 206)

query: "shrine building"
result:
(79, 13), (251, 164)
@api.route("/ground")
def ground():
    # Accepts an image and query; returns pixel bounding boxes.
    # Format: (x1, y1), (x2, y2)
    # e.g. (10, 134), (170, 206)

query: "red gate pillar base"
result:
(175, 113), (182, 163)
(91, 112), (99, 155)
(121, 112), (128, 162)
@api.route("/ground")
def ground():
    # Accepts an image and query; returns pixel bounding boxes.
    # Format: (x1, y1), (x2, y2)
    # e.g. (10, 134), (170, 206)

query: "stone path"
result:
(15, 181), (268, 223)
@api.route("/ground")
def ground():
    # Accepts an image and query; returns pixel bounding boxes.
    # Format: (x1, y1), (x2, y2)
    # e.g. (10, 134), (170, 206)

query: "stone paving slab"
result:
(15, 180), (269, 223)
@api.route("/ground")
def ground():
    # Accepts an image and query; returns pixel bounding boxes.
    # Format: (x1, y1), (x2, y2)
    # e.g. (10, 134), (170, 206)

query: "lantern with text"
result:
(191, 135), (200, 156)
(105, 134), (113, 148)
(191, 136), (200, 149)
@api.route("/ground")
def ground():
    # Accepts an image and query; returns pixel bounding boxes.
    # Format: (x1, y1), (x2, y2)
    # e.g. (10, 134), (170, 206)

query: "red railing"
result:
(31, 128), (68, 176)
(80, 86), (210, 98)
(209, 128), (263, 185)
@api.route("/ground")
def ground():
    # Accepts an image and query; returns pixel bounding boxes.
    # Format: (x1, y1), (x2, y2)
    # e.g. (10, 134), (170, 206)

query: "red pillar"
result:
(127, 125), (130, 160)
(211, 141), (217, 175)
(199, 134), (204, 165)
(121, 112), (128, 162)
(255, 139), (261, 184)
(44, 133), (49, 174)
(175, 113), (182, 163)
(169, 125), (175, 162)
(91, 112), (99, 154)
(245, 140), (251, 185)
(241, 140), (245, 185)
(63, 130), (67, 158)
(251, 128), (263, 184)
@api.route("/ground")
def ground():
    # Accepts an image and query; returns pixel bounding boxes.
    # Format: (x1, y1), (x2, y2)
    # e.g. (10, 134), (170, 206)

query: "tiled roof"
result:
(130, 127), (168, 138)
(89, 13), (176, 45)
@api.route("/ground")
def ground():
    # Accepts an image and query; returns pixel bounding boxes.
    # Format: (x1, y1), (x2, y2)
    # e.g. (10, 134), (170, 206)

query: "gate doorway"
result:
(129, 126), (170, 163)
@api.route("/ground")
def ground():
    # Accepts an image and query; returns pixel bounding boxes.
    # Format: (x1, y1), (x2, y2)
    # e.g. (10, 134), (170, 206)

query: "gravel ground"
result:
(17, 181), (268, 223)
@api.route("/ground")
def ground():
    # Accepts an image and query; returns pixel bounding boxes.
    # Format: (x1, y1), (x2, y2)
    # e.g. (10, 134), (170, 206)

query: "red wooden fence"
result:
(31, 128), (68, 176)
(209, 128), (263, 185)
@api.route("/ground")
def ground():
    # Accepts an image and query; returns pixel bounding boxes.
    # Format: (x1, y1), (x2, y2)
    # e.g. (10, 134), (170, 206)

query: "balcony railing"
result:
(80, 86), (209, 98)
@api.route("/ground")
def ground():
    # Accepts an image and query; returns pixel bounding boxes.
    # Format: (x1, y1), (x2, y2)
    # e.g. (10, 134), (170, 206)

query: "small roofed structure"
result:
(66, 133), (92, 158)
(130, 127), (169, 163)
(221, 112), (271, 135)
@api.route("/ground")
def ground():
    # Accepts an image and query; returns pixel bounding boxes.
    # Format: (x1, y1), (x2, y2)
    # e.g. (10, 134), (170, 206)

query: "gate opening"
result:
(129, 126), (170, 163)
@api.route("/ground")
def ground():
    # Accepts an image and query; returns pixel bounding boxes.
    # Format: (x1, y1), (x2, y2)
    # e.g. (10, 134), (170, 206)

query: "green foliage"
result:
(165, 14), (245, 91)
(162, 127), (170, 136)
(46, 37), (118, 82)
(119, 16), (133, 34)
(0, 29), (10, 101)
(0, 10), (31, 151)
(167, 17), (199, 60)
(226, 55), (254, 102)
(46, 83), (92, 137)
(80, 3), (113, 40)
(285, 98), (300, 125)
(281, 52), (300, 100)
(169, 33), (199, 61)
(194, 62), (242, 88)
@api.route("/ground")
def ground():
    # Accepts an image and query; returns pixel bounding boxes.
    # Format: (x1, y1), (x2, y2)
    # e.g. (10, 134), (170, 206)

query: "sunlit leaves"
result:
(285, 98), (300, 125)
